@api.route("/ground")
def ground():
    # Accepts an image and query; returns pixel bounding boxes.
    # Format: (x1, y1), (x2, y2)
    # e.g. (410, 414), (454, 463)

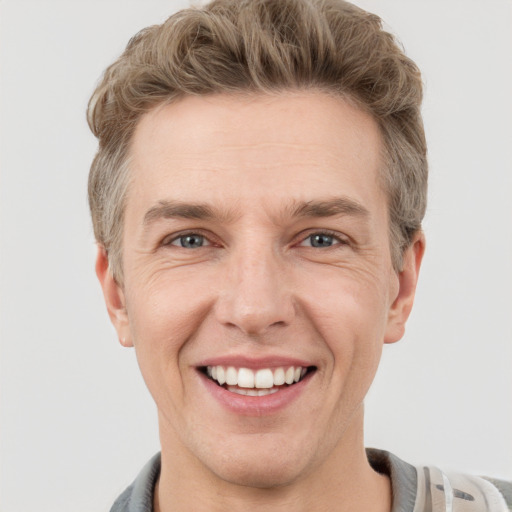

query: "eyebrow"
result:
(143, 196), (370, 226)
(289, 197), (370, 219)
(143, 200), (234, 225)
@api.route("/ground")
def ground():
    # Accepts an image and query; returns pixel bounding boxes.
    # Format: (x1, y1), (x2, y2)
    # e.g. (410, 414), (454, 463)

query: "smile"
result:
(203, 365), (315, 396)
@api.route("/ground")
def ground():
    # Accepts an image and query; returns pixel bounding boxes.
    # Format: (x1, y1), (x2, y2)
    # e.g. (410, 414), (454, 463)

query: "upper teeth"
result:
(206, 365), (307, 388)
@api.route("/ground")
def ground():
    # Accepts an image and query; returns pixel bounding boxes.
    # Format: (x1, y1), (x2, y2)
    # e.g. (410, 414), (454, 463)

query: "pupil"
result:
(311, 234), (333, 247)
(181, 235), (203, 248)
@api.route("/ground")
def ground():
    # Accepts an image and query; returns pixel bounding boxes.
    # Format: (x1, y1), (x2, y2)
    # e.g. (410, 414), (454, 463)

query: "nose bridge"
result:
(215, 238), (294, 335)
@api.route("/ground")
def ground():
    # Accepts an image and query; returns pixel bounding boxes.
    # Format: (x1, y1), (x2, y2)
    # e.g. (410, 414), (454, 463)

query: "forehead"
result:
(127, 91), (385, 219)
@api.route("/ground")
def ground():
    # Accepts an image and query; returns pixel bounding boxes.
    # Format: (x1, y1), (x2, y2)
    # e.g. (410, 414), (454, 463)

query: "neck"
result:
(155, 408), (391, 512)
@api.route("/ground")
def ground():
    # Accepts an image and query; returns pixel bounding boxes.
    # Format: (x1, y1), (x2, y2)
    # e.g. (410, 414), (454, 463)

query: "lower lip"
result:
(199, 371), (313, 416)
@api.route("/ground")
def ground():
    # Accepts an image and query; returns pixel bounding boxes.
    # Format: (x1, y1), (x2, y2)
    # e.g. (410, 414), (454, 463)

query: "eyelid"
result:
(162, 229), (216, 247)
(296, 229), (349, 247)
(159, 228), (349, 248)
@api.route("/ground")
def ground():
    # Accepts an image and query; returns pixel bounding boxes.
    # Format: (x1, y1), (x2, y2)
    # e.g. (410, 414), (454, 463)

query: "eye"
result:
(308, 234), (335, 248)
(299, 232), (346, 248)
(169, 233), (210, 249)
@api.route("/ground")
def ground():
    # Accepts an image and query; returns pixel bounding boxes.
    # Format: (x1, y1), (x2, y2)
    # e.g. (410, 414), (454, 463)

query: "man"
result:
(87, 0), (511, 510)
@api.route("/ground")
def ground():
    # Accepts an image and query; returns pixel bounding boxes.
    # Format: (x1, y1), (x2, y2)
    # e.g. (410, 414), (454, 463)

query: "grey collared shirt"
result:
(110, 449), (512, 512)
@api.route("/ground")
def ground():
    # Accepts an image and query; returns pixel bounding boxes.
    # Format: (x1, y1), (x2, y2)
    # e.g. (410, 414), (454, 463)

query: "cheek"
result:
(126, 265), (212, 341)
(123, 272), (214, 400)
(300, 264), (391, 339)
(299, 268), (390, 386)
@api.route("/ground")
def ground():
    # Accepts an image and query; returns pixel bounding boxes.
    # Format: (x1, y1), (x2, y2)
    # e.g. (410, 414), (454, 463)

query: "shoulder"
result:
(367, 449), (512, 512)
(415, 464), (511, 512)
(110, 453), (161, 512)
(451, 474), (512, 511)
(481, 477), (512, 508)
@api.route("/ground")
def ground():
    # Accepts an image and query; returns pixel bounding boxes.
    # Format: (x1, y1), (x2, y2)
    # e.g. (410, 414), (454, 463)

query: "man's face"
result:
(99, 92), (421, 487)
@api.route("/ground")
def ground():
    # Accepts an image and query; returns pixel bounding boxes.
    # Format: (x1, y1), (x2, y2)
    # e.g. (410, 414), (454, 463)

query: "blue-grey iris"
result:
(310, 234), (334, 248)
(180, 234), (204, 248)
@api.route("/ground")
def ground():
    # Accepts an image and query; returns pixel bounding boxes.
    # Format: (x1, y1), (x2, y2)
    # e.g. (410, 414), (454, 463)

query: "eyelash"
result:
(162, 230), (214, 249)
(298, 230), (349, 248)
(161, 229), (349, 250)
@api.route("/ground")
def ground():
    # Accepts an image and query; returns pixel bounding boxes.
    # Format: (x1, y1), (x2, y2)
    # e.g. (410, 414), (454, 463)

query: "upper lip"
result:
(195, 355), (315, 370)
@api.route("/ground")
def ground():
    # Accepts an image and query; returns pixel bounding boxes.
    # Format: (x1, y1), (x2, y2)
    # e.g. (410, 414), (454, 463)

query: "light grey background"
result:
(1, 1), (510, 510)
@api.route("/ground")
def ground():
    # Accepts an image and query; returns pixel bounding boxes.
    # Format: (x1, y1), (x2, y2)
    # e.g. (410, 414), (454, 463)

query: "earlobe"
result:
(384, 232), (425, 344)
(95, 245), (133, 347)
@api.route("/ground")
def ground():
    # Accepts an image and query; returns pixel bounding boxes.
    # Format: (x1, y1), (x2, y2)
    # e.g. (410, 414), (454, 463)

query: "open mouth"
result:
(200, 365), (316, 396)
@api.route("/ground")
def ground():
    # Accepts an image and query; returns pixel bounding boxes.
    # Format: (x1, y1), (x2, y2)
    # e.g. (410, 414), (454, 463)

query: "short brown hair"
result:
(88, 0), (427, 281)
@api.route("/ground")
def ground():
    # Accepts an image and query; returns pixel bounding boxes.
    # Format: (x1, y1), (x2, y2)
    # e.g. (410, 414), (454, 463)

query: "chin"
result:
(214, 459), (300, 489)
(199, 435), (317, 489)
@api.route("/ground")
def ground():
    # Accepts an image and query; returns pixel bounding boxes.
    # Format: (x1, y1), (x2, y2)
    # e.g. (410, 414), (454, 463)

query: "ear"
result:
(384, 232), (425, 344)
(95, 245), (133, 347)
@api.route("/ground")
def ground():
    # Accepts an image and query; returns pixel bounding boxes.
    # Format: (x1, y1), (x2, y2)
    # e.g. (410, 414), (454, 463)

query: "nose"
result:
(214, 245), (296, 336)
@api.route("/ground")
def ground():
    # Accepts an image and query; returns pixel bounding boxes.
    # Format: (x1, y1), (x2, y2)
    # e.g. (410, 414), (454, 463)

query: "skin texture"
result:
(96, 91), (424, 512)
